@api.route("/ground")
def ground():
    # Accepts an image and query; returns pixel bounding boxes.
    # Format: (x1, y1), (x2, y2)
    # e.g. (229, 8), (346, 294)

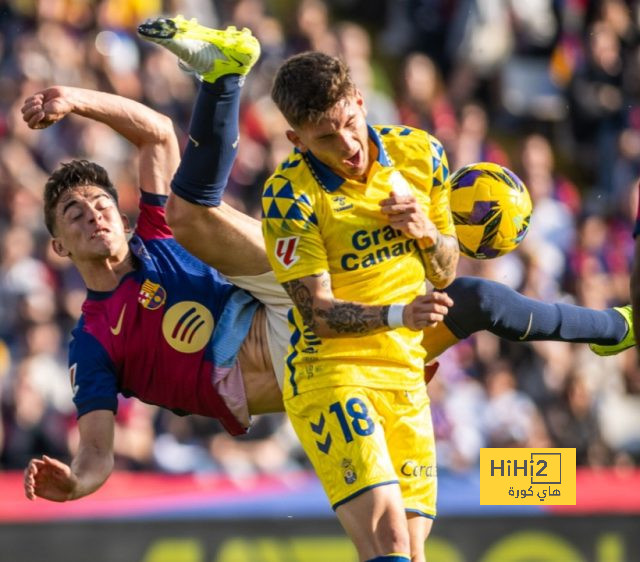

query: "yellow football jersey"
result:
(262, 125), (455, 397)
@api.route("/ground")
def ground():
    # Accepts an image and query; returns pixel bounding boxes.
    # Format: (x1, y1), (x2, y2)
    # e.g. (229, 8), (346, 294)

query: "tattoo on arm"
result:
(282, 279), (317, 331)
(317, 303), (389, 334)
(282, 278), (390, 336)
(420, 234), (458, 288)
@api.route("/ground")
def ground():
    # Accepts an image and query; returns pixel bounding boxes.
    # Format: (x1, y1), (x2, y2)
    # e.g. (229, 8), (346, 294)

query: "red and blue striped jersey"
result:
(69, 192), (259, 435)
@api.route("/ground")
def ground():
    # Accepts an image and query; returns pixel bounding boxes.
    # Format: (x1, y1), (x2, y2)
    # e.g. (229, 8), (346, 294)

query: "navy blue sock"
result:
(442, 277), (627, 344)
(171, 74), (241, 206)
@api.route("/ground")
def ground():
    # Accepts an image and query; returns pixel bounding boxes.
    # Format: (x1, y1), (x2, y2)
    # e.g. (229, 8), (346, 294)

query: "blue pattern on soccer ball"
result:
(449, 162), (532, 260)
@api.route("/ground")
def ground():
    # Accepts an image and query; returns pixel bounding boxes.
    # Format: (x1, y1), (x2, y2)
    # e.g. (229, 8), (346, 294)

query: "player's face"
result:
(287, 92), (370, 181)
(51, 185), (130, 262)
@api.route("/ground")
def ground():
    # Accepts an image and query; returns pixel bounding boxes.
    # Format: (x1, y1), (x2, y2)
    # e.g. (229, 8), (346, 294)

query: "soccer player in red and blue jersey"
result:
(21, 17), (289, 502)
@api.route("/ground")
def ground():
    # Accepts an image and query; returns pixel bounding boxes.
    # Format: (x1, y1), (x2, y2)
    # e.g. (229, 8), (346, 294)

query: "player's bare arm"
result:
(24, 410), (115, 502)
(419, 234), (459, 289)
(380, 191), (458, 289)
(21, 86), (179, 196)
(282, 272), (452, 337)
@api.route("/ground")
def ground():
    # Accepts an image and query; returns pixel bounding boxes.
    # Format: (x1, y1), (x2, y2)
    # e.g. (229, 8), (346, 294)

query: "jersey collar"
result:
(303, 125), (392, 193)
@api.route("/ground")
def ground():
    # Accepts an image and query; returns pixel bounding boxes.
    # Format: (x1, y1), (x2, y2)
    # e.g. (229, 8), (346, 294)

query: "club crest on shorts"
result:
(274, 236), (300, 269)
(342, 458), (357, 484)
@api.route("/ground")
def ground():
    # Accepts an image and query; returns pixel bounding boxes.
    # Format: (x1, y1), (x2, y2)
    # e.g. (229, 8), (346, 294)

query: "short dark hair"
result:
(271, 51), (356, 127)
(44, 160), (118, 235)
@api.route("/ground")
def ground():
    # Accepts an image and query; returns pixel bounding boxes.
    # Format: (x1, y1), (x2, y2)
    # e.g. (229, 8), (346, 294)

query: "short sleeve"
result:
(136, 191), (172, 241)
(262, 175), (329, 283)
(426, 135), (456, 237)
(69, 327), (119, 418)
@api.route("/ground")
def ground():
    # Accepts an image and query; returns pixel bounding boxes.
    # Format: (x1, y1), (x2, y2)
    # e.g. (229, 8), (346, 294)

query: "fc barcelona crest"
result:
(138, 279), (166, 310)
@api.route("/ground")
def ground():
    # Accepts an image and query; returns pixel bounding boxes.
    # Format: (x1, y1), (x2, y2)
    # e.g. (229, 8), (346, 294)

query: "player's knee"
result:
(375, 517), (411, 556)
(165, 192), (190, 233)
(166, 192), (214, 247)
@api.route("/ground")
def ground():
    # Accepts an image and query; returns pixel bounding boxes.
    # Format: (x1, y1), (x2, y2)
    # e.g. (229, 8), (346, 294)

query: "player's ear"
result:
(354, 89), (367, 117)
(286, 129), (307, 153)
(51, 237), (70, 258)
(121, 213), (132, 234)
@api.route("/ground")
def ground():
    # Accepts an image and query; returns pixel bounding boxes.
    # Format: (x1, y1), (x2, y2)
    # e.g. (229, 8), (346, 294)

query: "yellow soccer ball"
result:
(450, 162), (532, 259)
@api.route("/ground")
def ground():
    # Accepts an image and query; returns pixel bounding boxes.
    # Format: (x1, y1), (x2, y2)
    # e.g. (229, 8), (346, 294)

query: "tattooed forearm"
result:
(284, 274), (391, 337)
(317, 303), (389, 335)
(420, 234), (459, 288)
(282, 279), (317, 331)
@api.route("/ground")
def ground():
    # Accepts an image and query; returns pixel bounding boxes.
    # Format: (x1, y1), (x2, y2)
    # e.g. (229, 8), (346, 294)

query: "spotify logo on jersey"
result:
(162, 301), (214, 353)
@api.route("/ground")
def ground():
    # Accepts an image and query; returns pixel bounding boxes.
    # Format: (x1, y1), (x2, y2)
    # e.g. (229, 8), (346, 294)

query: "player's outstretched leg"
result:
(589, 305), (635, 356)
(136, 13), (269, 277)
(441, 277), (633, 348)
(137, 14), (260, 83)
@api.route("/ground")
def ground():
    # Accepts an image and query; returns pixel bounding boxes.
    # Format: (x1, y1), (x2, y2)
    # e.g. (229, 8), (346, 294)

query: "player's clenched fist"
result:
(21, 86), (75, 129)
(380, 191), (440, 246)
(403, 291), (453, 330)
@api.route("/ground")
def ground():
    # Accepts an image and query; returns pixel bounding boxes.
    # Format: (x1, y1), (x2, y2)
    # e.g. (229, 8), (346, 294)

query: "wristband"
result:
(387, 304), (405, 328)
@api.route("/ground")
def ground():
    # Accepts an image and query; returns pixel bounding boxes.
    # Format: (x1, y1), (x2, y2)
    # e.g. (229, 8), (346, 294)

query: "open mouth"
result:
(344, 150), (362, 169)
(91, 228), (110, 240)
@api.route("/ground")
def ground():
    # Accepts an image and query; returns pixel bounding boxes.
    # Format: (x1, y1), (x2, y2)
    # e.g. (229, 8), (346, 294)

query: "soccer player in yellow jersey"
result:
(262, 52), (459, 562)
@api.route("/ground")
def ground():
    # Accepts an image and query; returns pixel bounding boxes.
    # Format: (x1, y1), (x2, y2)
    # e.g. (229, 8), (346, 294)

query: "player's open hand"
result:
(403, 291), (453, 330)
(24, 455), (77, 502)
(21, 86), (74, 130)
(380, 191), (440, 247)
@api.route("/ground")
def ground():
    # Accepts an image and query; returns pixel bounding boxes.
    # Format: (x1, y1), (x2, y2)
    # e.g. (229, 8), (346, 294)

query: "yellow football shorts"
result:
(285, 383), (437, 517)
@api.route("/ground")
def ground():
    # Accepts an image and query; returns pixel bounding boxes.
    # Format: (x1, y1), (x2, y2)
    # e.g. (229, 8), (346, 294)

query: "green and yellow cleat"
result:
(137, 15), (260, 83)
(589, 305), (636, 356)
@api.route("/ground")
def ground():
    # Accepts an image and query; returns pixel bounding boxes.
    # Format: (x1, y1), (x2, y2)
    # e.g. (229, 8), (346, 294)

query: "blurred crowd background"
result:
(1, 0), (640, 480)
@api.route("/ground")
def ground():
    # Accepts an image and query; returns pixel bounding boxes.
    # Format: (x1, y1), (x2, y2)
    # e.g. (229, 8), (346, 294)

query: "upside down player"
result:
(23, 15), (634, 511)
(22, 19), (284, 502)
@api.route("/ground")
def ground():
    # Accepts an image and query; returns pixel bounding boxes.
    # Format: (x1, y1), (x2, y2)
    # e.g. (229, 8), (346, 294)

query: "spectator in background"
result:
(0, 226), (53, 344)
(451, 102), (510, 170)
(521, 133), (581, 215)
(289, 0), (339, 55)
(544, 371), (609, 466)
(1, 356), (71, 469)
(482, 359), (551, 449)
(568, 20), (627, 197)
(428, 347), (486, 472)
(396, 52), (457, 151)
(520, 134), (578, 287)
(335, 21), (400, 124)
(152, 410), (303, 477)
(445, 0), (514, 108)
(567, 213), (630, 308)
